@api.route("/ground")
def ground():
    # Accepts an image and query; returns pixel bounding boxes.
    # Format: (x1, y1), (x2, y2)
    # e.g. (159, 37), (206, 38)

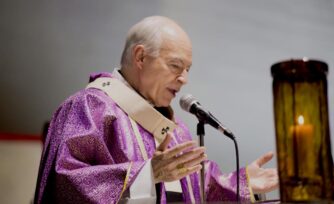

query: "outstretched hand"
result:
(247, 151), (279, 194)
(151, 133), (207, 183)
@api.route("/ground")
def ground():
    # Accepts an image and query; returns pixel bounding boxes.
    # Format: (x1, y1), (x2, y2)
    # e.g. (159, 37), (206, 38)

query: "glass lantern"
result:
(271, 58), (333, 202)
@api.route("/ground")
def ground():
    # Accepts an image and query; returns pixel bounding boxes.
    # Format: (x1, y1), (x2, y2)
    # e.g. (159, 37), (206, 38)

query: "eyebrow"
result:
(168, 58), (192, 68)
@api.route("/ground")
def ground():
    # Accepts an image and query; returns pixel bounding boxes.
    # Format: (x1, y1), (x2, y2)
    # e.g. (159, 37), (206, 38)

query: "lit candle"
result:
(292, 115), (315, 176)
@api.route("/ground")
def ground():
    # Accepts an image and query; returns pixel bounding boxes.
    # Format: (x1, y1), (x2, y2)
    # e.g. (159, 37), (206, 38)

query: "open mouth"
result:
(167, 88), (178, 97)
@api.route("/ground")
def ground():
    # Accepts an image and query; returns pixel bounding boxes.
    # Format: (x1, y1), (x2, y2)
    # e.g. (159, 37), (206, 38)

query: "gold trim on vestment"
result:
(245, 166), (256, 203)
(118, 162), (133, 203)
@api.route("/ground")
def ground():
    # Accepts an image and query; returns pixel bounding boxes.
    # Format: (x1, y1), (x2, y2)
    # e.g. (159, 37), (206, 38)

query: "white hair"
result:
(120, 16), (177, 68)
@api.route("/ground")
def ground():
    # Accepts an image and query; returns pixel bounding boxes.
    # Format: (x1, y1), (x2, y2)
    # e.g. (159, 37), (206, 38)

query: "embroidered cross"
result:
(161, 126), (170, 135)
(102, 81), (111, 87)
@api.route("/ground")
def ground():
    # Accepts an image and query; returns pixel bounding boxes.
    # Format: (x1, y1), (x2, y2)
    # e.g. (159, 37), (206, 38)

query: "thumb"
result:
(157, 132), (172, 151)
(256, 151), (274, 167)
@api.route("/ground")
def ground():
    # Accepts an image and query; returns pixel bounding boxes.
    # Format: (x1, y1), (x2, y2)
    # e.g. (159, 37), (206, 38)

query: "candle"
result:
(291, 115), (315, 176)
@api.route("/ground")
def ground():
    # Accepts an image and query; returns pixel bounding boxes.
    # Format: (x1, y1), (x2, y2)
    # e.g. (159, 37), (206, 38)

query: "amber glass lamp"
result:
(271, 58), (333, 202)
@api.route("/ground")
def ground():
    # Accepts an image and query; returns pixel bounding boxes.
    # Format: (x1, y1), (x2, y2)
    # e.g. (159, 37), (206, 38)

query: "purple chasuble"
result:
(34, 72), (253, 204)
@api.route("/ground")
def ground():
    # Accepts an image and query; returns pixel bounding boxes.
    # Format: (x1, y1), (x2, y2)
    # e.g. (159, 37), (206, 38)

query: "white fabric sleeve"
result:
(129, 159), (156, 200)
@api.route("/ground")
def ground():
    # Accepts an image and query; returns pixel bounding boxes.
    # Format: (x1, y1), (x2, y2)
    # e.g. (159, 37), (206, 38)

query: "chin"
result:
(155, 100), (172, 107)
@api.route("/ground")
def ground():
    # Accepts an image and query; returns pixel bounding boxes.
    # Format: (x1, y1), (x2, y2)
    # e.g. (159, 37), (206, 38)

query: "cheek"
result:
(143, 75), (162, 95)
(142, 62), (175, 94)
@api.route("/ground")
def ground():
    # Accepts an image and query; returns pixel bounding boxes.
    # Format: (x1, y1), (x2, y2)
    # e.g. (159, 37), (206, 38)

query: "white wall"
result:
(0, 141), (42, 204)
(1, 0), (334, 202)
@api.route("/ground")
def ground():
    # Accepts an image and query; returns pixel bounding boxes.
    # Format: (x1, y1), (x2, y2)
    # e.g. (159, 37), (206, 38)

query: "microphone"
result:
(180, 94), (240, 202)
(179, 94), (234, 139)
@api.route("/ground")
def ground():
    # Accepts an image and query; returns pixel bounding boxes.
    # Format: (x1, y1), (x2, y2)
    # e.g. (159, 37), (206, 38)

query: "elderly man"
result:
(34, 16), (277, 204)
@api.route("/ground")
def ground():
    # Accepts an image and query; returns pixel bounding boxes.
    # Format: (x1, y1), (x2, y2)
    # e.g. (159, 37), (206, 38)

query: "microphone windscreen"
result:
(179, 94), (196, 112)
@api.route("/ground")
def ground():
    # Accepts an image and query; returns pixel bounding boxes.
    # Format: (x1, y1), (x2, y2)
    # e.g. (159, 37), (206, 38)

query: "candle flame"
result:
(297, 115), (304, 125)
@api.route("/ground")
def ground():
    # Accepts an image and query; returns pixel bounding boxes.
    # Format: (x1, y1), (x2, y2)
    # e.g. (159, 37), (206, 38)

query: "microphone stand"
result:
(197, 120), (240, 203)
(197, 122), (206, 203)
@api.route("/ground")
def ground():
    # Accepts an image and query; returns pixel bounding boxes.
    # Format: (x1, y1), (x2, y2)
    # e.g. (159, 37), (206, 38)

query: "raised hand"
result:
(152, 133), (207, 183)
(247, 151), (279, 194)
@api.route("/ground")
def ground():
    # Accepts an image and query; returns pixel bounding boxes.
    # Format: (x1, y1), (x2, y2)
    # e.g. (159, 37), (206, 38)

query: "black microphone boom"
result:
(179, 94), (234, 139)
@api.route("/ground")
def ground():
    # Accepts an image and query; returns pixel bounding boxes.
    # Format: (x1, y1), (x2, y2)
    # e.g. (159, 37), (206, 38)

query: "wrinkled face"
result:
(138, 34), (192, 107)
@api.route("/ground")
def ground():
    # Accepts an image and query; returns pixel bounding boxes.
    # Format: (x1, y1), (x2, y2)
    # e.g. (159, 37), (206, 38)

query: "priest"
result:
(34, 16), (278, 204)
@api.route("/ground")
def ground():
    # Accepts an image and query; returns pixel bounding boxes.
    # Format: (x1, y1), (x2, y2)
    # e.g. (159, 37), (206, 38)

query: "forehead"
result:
(159, 36), (192, 66)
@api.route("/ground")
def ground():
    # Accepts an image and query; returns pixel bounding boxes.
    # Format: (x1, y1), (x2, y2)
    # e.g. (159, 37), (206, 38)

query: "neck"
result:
(119, 68), (139, 90)
(119, 67), (153, 105)
(119, 68), (174, 120)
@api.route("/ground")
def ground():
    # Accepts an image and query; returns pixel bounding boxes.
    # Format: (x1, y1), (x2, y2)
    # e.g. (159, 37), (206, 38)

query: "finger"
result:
(177, 164), (202, 178)
(153, 141), (198, 171)
(153, 140), (197, 173)
(262, 174), (279, 193)
(256, 151), (274, 167)
(182, 153), (207, 168)
(161, 147), (205, 171)
(157, 132), (172, 151)
(268, 168), (278, 175)
(156, 164), (203, 183)
(163, 140), (197, 159)
(153, 143), (199, 170)
(254, 178), (279, 194)
(172, 147), (206, 167)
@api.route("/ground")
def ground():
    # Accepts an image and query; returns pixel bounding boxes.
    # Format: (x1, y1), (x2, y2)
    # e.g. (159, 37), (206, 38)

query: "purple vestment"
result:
(34, 72), (253, 203)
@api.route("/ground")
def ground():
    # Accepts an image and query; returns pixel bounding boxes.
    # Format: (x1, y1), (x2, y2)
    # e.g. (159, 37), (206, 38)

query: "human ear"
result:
(133, 45), (145, 69)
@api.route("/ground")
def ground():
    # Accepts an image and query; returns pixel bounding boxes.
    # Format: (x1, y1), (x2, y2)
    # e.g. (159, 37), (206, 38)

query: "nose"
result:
(177, 69), (188, 85)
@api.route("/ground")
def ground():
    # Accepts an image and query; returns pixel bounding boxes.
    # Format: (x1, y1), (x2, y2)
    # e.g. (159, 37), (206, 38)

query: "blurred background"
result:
(1, 0), (334, 203)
